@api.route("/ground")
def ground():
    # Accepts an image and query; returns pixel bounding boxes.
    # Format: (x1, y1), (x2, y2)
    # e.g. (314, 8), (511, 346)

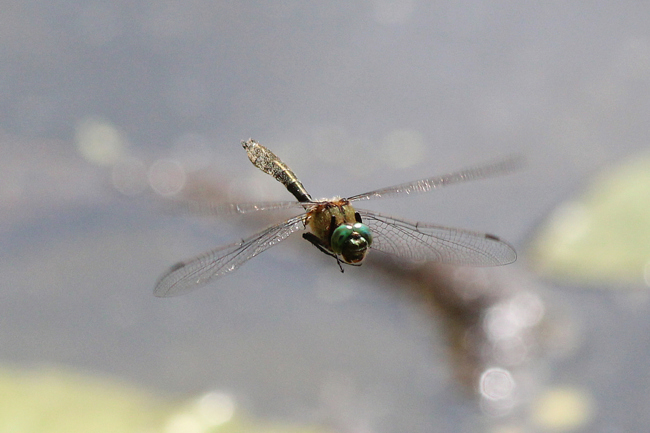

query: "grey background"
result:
(1, 1), (649, 432)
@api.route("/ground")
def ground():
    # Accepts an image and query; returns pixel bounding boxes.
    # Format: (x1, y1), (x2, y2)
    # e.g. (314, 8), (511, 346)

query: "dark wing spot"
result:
(168, 261), (186, 272)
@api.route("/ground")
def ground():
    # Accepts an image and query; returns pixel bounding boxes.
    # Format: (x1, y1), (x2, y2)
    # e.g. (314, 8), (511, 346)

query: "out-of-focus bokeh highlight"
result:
(0, 366), (331, 433)
(530, 152), (650, 287)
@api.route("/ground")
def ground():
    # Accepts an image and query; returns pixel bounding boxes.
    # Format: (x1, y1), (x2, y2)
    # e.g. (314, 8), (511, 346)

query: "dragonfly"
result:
(154, 139), (517, 297)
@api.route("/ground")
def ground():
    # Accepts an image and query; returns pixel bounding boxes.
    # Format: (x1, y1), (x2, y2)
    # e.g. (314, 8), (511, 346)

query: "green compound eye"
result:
(331, 222), (373, 263)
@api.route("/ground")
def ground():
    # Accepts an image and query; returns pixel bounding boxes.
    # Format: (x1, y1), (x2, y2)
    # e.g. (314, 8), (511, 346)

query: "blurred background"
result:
(1, 1), (650, 432)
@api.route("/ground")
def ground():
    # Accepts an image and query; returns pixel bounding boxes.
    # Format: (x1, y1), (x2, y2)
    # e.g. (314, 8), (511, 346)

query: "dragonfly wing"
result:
(154, 214), (306, 297)
(347, 156), (522, 202)
(165, 199), (310, 217)
(357, 210), (516, 266)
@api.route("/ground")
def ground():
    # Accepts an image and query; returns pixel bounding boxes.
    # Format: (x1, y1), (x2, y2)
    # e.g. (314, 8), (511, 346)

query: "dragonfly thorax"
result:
(305, 199), (372, 263)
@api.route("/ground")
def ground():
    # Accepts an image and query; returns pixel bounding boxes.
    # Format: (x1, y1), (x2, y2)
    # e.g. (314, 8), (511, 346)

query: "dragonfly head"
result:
(330, 222), (373, 264)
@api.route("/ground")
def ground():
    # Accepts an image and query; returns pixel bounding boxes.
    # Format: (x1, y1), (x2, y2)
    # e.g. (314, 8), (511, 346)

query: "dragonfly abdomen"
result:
(242, 139), (312, 202)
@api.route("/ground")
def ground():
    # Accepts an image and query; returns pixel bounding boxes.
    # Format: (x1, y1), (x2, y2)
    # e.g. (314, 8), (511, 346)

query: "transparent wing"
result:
(358, 209), (516, 266)
(164, 199), (310, 217)
(154, 214), (306, 297)
(347, 156), (522, 202)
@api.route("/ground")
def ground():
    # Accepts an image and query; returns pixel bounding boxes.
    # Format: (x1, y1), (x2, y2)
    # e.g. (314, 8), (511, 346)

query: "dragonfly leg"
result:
(302, 232), (336, 257)
(335, 255), (344, 272)
(302, 232), (345, 273)
(325, 215), (345, 272)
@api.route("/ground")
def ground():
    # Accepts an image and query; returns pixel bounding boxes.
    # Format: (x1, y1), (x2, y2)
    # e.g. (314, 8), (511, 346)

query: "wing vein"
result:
(154, 214), (306, 297)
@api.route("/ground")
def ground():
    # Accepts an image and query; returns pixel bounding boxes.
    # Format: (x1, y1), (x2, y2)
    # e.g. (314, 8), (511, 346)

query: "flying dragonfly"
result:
(154, 139), (518, 297)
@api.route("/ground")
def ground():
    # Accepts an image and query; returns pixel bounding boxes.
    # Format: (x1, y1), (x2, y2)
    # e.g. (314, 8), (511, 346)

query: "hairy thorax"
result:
(305, 198), (357, 248)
